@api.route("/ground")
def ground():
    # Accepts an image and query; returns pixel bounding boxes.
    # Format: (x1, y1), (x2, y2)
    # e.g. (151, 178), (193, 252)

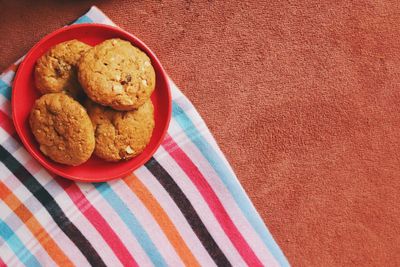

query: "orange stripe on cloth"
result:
(0, 182), (74, 267)
(123, 174), (200, 267)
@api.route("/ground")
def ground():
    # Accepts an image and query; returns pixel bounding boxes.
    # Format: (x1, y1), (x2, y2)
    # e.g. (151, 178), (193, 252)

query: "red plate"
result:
(12, 24), (171, 182)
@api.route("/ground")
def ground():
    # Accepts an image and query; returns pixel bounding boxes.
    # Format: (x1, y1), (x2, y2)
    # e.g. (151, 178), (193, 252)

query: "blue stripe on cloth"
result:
(0, 79), (11, 100)
(171, 101), (290, 267)
(94, 183), (167, 267)
(0, 219), (41, 267)
(73, 15), (93, 24)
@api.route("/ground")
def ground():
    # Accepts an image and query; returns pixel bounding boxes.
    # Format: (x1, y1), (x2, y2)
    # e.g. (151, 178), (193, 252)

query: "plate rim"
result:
(11, 23), (172, 182)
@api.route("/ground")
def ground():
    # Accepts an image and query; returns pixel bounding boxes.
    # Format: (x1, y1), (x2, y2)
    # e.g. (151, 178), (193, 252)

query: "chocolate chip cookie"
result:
(78, 38), (155, 110)
(29, 93), (95, 166)
(86, 99), (154, 161)
(34, 40), (91, 98)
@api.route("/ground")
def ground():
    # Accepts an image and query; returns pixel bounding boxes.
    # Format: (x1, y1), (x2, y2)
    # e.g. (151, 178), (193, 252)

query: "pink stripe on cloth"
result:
(0, 6), (288, 267)
(0, 110), (14, 135)
(32, 178), (120, 267)
(0, 99), (11, 117)
(153, 146), (248, 265)
(56, 179), (139, 267)
(109, 181), (186, 266)
(74, 182), (155, 267)
(167, 114), (280, 265)
(134, 167), (216, 266)
(162, 134), (264, 266)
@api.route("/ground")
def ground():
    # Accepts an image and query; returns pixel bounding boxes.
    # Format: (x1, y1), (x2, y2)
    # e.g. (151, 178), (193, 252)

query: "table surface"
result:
(1, 1), (399, 266)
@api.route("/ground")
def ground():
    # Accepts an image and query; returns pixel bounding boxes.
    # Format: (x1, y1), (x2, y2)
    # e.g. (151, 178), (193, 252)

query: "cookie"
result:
(29, 93), (95, 166)
(34, 40), (91, 98)
(86, 99), (154, 161)
(78, 38), (155, 110)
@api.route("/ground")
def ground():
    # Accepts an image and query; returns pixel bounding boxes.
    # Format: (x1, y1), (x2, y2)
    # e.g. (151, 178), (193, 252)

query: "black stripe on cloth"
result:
(145, 157), (232, 267)
(0, 146), (106, 267)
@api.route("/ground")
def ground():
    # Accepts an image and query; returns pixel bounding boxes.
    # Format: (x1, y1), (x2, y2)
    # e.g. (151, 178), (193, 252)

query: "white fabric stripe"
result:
(168, 79), (185, 101)
(172, 93), (222, 153)
(0, 196), (19, 265)
(0, 70), (15, 85)
(1, 176), (62, 267)
(0, 202), (53, 264)
(174, 96), (233, 168)
(3, 137), (121, 266)
(109, 180), (185, 267)
(1, 140), (119, 267)
(28, 248), (50, 267)
(0, 6), (285, 267)
(1, 165), (90, 266)
(2, 136), (21, 154)
(135, 167), (216, 267)
(0, 203), (56, 267)
(15, 56), (25, 65)
(86, 6), (116, 26)
(0, 209), (24, 247)
(154, 146), (247, 266)
(11, 147), (32, 166)
(0, 127), (12, 146)
(168, 113), (279, 266)
(32, 170), (122, 267)
(76, 182), (154, 267)
(1, 131), (124, 266)
(0, 95), (11, 116)
(0, 236), (23, 267)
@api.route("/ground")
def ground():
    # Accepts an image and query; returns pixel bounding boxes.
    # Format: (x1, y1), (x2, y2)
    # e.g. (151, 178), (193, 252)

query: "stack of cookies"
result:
(30, 39), (156, 166)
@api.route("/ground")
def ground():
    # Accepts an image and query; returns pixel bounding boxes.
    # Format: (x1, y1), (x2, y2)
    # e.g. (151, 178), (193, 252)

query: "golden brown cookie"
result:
(86, 99), (155, 161)
(29, 93), (95, 166)
(78, 38), (155, 110)
(34, 40), (91, 98)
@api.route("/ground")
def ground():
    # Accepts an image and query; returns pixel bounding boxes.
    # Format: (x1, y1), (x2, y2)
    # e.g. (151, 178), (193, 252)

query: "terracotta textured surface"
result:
(1, 1), (400, 266)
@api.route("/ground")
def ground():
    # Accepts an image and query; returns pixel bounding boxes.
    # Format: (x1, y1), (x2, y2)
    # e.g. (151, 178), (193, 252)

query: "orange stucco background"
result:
(1, 1), (399, 266)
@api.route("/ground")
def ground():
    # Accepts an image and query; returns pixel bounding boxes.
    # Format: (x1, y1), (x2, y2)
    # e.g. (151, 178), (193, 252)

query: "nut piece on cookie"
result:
(34, 40), (91, 98)
(29, 93), (95, 166)
(78, 38), (155, 111)
(85, 99), (155, 161)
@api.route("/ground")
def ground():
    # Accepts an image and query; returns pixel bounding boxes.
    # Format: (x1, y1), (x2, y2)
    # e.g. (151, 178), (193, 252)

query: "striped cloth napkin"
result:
(0, 6), (289, 267)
